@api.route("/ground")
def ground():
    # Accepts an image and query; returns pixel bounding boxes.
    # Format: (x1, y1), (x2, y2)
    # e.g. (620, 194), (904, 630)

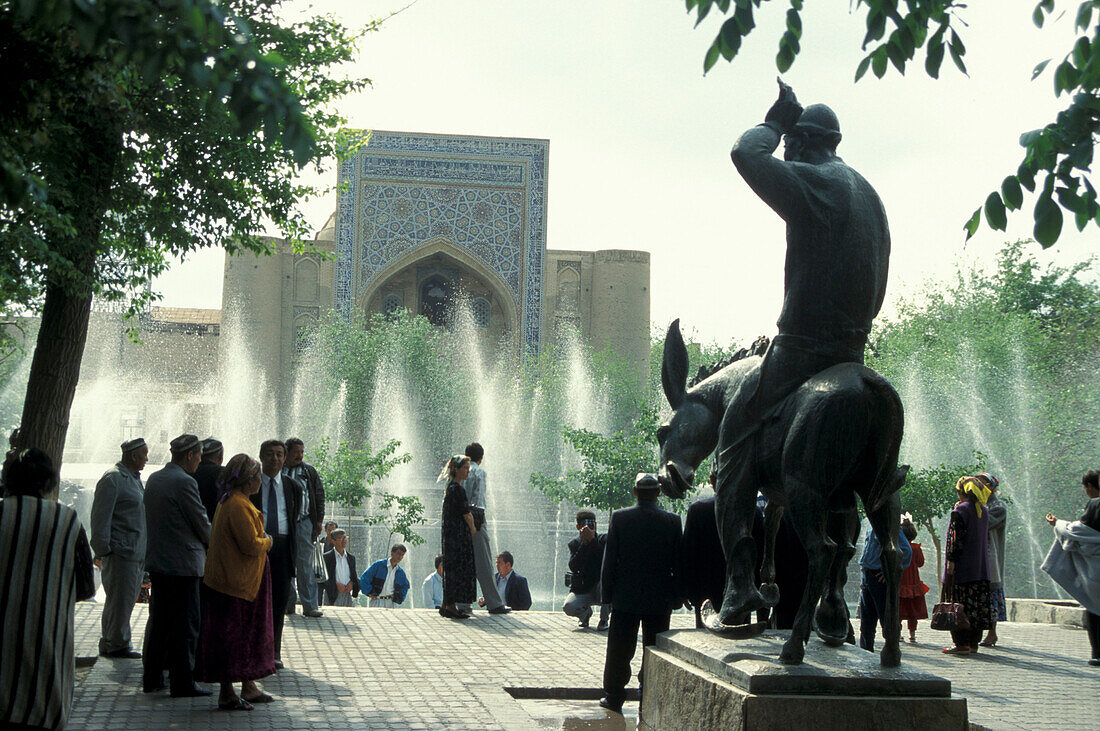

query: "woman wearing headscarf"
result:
(439, 454), (476, 619)
(977, 472), (1007, 648)
(1, 448), (95, 730)
(941, 475), (993, 655)
(195, 453), (276, 711)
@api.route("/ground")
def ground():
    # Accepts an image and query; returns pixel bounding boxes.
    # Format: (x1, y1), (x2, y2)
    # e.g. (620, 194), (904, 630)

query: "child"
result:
(898, 515), (930, 643)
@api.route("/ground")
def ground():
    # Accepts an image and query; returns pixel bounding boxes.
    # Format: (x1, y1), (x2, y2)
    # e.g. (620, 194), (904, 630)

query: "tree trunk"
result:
(11, 102), (120, 497)
(926, 522), (943, 590)
(15, 282), (94, 497)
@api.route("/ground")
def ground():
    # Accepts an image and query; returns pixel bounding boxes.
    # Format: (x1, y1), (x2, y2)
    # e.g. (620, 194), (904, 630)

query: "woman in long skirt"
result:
(941, 476), (992, 655)
(439, 454), (476, 619)
(196, 454), (276, 710)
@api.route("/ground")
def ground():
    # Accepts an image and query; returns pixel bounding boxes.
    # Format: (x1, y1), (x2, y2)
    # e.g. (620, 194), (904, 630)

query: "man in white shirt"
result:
(322, 530), (360, 606)
(462, 442), (509, 614)
(422, 554), (444, 609)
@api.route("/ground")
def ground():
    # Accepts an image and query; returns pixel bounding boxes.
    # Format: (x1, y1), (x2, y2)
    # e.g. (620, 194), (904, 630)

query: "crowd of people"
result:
(4, 431), (1100, 727)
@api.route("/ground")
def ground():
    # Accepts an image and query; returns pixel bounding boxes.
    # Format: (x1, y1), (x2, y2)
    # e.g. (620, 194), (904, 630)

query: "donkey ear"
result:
(661, 319), (689, 409)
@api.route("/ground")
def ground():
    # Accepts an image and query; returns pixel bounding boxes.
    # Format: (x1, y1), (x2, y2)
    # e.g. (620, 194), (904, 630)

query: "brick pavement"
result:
(68, 603), (1098, 729)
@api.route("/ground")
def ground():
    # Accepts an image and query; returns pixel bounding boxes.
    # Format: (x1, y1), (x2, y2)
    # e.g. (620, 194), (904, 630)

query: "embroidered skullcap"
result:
(201, 437), (223, 456)
(635, 472), (661, 491)
(169, 433), (201, 454)
(121, 438), (146, 453)
(975, 471), (999, 489)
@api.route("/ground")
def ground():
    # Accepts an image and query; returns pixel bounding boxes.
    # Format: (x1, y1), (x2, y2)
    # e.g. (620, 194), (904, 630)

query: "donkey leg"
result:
(715, 455), (766, 625)
(867, 492), (903, 667)
(779, 490), (834, 665)
(814, 505), (859, 646)
(759, 501), (783, 607)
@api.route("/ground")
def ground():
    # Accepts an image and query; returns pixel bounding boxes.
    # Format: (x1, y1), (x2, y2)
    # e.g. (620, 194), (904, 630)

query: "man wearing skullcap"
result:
(90, 438), (150, 658)
(141, 434), (211, 697)
(599, 473), (682, 715)
(195, 438), (224, 522)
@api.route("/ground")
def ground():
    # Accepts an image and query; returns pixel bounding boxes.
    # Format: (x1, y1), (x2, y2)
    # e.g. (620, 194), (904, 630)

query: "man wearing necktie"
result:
(252, 439), (302, 669)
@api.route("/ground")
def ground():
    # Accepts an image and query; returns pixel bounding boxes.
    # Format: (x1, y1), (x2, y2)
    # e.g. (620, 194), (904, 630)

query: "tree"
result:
(685, 0), (1100, 247)
(0, 0), (372, 485)
(529, 407), (662, 520)
(867, 240), (1100, 596)
(898, 454), (986, 584)
(311, 437), (422, 546)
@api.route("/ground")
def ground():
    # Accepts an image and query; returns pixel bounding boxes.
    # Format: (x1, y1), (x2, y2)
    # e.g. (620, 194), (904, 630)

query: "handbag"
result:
(929, 580), (969, 632)
(311, 537), (329, 583)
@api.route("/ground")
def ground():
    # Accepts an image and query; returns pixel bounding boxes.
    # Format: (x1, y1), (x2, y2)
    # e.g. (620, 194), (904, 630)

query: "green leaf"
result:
(872, 47), (888, 78)
(925, 38), (944, 79)
(886, 40), (905, 73)
(1034, 193), (1063, 247)
(1073, 36), (1091, 68)
(984, 192), (1007, 231)
(1076, 2), (1094, 32)
(963, 207), (981, 241)
(1032, 58), (1052, 80)
(777, 44), (795, 73)
(786, 8), (801, 36)
(704, 40), (721, 73)
(720, 17), (743, 59)
(1001, 176), (1023, 210)
(855, 55), (872, 82)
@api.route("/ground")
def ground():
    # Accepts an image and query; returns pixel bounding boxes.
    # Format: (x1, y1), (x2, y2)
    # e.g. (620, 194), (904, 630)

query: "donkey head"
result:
(657, 319), (721, 499)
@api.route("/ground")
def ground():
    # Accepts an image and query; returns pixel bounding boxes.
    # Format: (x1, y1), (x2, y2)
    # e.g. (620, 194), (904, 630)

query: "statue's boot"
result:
(718, 537), (766, 626)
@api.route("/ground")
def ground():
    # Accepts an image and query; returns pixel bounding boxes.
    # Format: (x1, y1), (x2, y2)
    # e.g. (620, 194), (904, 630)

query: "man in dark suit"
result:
(322, 529), (360, 606)
(481, 551), (532, 610)
(599, 473), (682, 714)
(193, 438), (223, 522)
(251, 439), (302, 669)
(141, 434), (211, 697)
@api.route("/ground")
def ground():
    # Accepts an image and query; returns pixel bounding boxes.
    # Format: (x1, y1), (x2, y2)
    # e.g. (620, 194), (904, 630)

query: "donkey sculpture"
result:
(656, 320), (909, 666)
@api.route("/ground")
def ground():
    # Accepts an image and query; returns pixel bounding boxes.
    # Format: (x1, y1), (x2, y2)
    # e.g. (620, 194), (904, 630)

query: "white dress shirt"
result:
(334, 551), (350, 585)
(381, 560), (398, 597)
(264, 473), (289, 536)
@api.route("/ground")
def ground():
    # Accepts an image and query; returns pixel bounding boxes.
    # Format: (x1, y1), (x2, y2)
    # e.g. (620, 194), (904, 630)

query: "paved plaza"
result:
(68, 603), (1097, 730)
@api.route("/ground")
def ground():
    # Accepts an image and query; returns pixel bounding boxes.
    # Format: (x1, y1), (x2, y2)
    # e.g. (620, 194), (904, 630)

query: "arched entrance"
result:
(419, 275), (453, 328)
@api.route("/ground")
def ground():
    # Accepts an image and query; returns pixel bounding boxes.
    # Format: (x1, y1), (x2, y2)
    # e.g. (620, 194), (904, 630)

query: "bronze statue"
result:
(657, 81), (908, 667)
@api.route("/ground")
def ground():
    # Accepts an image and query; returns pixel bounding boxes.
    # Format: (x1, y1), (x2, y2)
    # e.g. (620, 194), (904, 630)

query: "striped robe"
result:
(1, 496), (93, 730)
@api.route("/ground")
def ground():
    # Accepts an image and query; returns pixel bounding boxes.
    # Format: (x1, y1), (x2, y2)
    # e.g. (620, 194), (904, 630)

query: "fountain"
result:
(4, 299), (634, 611)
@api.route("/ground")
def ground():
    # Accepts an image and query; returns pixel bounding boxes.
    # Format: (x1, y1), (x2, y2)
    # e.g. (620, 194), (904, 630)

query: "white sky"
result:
(154, 0), (1099, 344)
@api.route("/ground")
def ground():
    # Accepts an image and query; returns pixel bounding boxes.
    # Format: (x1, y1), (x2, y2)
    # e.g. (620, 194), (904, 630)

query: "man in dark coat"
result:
(599, 473), (682, 714)
(251, 439), (302, 668)
(283, 437), (325, 617)
(564, 509), (610, 630)
(141, 434), (210, 697)
(322, 529), (360, 606)
(681, 495), (726, 628)
(193, 438), (223, 523)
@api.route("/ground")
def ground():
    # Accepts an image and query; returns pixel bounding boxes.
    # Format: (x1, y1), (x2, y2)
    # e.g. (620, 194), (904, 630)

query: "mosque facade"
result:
(223, 131), (652, 410)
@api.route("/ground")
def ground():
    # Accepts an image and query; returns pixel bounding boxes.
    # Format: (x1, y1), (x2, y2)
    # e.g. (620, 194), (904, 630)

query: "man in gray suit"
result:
(141, 434), (211, 697)
(90, 438), (149, 659)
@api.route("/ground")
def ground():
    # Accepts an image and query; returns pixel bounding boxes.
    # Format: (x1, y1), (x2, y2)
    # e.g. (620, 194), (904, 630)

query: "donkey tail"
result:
(862, 371), (909, 513)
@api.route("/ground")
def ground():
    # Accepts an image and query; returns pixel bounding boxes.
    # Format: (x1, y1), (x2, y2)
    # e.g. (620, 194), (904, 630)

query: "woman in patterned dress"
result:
(941, 476), (993, 655)
(439, 455), (476, 619)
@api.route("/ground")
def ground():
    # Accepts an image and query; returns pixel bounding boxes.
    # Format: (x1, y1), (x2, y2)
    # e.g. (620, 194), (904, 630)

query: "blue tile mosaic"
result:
(335, 131), (548, 351)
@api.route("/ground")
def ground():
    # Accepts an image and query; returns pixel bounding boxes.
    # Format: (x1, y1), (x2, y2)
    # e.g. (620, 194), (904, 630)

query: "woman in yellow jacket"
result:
(195, 453), (275, 711)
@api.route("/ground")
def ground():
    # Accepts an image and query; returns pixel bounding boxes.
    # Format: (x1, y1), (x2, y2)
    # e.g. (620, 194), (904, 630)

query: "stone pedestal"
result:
(639, 630), (967, 730)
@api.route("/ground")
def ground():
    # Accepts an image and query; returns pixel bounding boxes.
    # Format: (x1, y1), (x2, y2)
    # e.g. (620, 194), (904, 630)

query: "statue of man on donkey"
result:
(656, 80), (909, 666)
